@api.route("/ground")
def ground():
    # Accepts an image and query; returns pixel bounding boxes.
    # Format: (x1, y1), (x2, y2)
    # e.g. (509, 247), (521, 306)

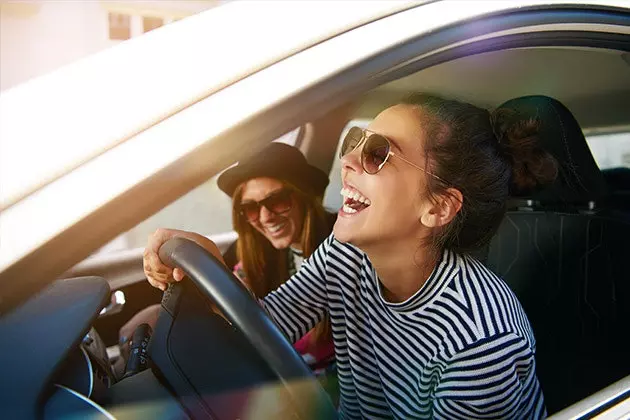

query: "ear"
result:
(420, 188), (463, 228)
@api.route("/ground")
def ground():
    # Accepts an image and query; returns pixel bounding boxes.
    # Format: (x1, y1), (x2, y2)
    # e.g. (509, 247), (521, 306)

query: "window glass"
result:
(95, 129), (301, 254)
(585, 131), (630, 169)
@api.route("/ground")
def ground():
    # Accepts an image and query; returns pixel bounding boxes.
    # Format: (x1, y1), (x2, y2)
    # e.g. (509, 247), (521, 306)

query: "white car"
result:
(1, 1), (629, 418)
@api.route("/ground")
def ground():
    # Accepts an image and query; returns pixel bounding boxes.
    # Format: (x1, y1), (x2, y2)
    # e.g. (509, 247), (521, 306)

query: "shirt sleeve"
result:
(432, 332), (547, 419)
(261, 234), (333, 343)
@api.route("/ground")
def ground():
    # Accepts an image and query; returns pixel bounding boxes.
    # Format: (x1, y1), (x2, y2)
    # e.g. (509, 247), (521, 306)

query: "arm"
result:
(432, 333), (546, 420)
(261, 235), (333, 343)
(144, 228), (333, 343)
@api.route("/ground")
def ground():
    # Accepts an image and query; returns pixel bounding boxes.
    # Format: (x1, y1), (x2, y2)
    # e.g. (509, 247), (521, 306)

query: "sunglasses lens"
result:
(362, 134), (390, 174)
(265, 190), (293, 214)
(240, 190), (293, 222)
(240, 202), (261, 221)
(340, 127), (364, 158)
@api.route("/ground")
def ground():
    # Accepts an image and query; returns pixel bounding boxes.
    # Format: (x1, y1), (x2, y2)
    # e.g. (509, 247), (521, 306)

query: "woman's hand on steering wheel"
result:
(144, 228), (226, 291)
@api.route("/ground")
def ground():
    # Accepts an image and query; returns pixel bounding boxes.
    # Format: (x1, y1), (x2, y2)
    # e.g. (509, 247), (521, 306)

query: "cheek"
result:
(372, 174), (425, 223)
(249, 221), (265, 235)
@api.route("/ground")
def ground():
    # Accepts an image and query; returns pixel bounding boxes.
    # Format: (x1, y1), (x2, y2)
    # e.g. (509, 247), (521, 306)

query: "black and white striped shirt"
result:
(263, 235), (546, 419)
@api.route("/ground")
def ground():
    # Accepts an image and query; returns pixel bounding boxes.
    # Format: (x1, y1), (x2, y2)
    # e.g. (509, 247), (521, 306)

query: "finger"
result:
(144, 252), (173, 275)
(147, 277), (167, 291)
(147, 272), (171, 283)
(173, 268), (186, 282)
(148, 228), (176, 254)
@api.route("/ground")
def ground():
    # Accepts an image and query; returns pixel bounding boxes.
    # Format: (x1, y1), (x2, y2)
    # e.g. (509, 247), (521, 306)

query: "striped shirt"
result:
(263, 235), (546, 419)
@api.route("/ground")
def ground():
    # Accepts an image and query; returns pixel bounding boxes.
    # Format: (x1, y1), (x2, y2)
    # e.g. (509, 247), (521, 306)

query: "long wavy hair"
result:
(232, 179), (332, 345)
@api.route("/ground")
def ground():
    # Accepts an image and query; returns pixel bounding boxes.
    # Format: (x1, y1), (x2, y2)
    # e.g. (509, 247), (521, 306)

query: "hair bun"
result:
(491, 109), (558, 195)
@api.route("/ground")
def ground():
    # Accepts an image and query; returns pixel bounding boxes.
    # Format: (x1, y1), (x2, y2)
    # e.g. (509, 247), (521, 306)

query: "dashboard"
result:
(0, 273), (295, 420)
(52, 328), (114, 406)
(0, 276), (184, 419)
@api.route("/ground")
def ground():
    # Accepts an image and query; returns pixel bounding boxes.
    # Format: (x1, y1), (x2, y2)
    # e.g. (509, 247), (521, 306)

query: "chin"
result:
(332, 221), (355, 244)
(267, 236), (292, 250)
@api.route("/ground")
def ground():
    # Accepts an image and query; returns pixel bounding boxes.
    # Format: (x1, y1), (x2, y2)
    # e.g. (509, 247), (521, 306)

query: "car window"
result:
(585, 131), (630, 169)
(323, 119), (371, 211)
(96, 129), (301, 253)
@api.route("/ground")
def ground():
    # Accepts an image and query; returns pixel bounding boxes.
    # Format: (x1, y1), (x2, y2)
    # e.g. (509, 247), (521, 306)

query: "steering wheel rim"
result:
(158, 237), (338, 419)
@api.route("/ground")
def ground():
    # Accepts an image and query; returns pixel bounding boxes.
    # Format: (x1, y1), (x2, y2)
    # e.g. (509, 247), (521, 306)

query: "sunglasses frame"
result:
(341, 127), (447, 183)
(238, 188), (294, 222)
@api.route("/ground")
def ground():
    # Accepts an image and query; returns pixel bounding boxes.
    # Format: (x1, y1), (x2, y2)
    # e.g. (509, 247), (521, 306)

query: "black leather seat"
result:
(602, 167), (630, 211)
(486, 96), (630, 414)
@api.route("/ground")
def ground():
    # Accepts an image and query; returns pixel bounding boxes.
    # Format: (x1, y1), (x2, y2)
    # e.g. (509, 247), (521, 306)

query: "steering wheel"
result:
(157, 237), (338, 419)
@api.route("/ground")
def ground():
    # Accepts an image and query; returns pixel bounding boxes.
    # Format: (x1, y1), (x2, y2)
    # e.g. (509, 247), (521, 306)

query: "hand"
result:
(143, 228), (226, 291)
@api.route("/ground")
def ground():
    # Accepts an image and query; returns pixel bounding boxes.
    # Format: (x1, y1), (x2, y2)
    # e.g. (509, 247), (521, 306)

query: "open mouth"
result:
(265, 221), (288, 236)
(340, 187), (371, 214)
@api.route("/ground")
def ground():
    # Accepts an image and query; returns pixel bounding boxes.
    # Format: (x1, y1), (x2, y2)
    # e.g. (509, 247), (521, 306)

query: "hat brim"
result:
(217, 162), (330, 198)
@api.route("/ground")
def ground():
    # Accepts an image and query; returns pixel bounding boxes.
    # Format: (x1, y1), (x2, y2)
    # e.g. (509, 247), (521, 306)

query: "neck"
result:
(363, 237), (439, 303)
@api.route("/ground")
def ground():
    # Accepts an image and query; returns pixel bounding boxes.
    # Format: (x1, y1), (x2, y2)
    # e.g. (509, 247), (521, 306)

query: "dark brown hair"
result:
(232, 180), (332, 345)
(400, 93), (558, 253)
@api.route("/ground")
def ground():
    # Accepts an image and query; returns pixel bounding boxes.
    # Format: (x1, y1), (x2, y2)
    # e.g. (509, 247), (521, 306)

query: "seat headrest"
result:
(497, 95), (608, 204)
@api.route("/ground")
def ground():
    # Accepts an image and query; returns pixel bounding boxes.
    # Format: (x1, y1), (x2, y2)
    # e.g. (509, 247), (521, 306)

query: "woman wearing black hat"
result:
(121, 143), (336, 376)
(218, 142), (336, 377)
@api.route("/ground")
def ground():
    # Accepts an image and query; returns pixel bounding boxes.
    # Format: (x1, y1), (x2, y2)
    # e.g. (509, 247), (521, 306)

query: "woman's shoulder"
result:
(456, 253), (536, 343)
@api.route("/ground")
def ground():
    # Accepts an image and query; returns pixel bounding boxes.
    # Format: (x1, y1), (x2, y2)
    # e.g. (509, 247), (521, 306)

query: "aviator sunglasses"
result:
(339, 126), (446, 183)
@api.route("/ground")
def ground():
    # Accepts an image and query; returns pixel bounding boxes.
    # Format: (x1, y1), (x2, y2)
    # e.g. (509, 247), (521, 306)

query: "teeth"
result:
(340, 187), (370, 205)
(267, 223), (285, 233)
(342, 204), (357, 214)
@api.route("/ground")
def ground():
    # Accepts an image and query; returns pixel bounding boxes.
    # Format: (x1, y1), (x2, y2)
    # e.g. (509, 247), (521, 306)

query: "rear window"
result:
(585, 131), (630, 170)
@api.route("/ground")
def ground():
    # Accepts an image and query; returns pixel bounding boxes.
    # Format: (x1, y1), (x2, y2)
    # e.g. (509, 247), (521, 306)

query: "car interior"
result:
(3, 26), (630, 420)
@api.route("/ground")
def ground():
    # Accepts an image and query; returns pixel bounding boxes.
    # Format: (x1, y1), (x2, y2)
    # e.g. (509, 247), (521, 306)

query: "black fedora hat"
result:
(217, 143), (330, 198)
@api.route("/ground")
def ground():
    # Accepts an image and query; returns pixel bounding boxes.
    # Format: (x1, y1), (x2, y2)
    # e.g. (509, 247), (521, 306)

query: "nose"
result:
(341, 146), (363, 174)
(259, 205), (275, 223)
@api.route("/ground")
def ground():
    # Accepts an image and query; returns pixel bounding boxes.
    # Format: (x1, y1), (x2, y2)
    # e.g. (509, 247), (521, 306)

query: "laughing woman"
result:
(144, 94), (555, 419)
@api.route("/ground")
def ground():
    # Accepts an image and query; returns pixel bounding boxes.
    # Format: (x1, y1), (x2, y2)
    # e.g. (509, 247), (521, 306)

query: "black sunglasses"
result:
(340, 126), (445, 182)
(239, 189), (293, 222)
